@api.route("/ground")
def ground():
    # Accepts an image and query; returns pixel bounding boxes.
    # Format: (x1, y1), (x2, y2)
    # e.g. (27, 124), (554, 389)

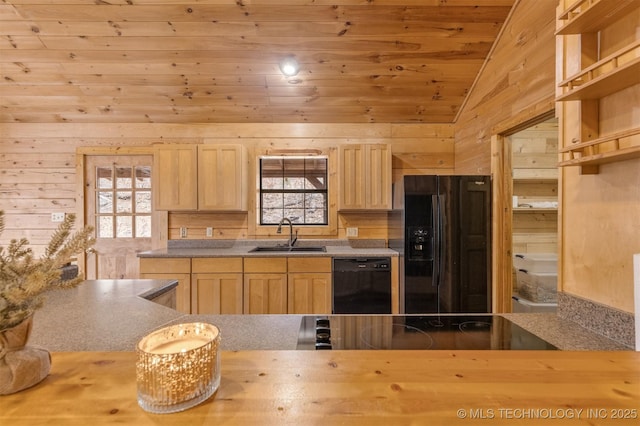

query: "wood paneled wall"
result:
(557, 5), (640, 314)
(0, 123), (454, 253)
(453, 0), (557, 174)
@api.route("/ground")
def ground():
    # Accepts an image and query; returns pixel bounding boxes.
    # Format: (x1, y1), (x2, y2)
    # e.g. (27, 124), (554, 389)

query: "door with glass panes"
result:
(85, 155), (153, 279)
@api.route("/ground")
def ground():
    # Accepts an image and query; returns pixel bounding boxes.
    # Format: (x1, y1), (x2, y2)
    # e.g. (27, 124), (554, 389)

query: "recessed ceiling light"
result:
(279, 56), (300, 77)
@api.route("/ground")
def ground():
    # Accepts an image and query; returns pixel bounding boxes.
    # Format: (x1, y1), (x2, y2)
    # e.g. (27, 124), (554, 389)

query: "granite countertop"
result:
(30, 279), (303, 352)
(137, 239), (399, 258)
(29, 279), (630, 352)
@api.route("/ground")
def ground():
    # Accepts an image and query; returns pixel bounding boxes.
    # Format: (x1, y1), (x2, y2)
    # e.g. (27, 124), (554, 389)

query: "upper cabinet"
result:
(198, 145), (249, 211)
(153, 144), (249, 211)
(556, 0), (640, 173)
(339, 143), (392, 210)
(153, 144), (198, 210)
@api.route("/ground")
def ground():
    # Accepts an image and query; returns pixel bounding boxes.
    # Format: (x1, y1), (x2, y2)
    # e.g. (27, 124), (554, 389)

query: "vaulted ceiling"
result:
(0, 0), (516, 124)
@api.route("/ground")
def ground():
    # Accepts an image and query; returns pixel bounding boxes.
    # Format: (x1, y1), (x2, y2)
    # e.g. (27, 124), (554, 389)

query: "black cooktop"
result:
(297, 315), (557, 350)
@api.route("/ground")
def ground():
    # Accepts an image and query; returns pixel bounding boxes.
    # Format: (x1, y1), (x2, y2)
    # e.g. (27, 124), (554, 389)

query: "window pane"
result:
(305, 159), (327, 189)
(116, 216), (132, 238)
(96, 167), (112, 189)
(135, 191), (152, 213)
(283, 158), (304, 190)
(284, 209), (304, 223)
(116, 167), (132, 189)
(305, 211), (326, 224)
(136, 216), (151, 238)
(261, 158), (283, 189)
(262, 193), (283, 208)
(262, 176), (283, 190)
(305, 193), (327, 209)
(284, 193), (304, 209)
(98, 216), (113, 238)
(305, 175), (326, 190)
(262, 208), (283, 224)
(284, 177), (304, 190)
(98, 191), (113, 214)
(135, 166), (151, 188)
(116, 191), (132, 213)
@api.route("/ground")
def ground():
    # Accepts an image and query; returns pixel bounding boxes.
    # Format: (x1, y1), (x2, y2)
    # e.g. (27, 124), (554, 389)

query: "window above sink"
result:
(259, 156), (328, 226)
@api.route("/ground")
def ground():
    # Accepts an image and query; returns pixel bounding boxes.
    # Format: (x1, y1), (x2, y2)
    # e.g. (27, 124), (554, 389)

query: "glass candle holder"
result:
(136, 322), (221, 414)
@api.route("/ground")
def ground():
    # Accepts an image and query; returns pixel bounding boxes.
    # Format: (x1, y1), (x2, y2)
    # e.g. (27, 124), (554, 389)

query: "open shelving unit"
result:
(556, 0), (640, 35)
(509, 119), (559, 256)
(556, 0), (640, 174)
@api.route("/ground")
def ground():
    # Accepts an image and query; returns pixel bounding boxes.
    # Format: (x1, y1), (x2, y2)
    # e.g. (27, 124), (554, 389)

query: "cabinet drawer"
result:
(139, 258), (190, 274)
(244, 257), (287, 273)
(287, 257), (332, 273)
(192, 257), (243, 273)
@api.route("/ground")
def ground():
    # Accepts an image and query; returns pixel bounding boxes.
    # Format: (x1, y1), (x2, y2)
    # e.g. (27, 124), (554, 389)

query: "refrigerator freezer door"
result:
(401, 175), (491, 314)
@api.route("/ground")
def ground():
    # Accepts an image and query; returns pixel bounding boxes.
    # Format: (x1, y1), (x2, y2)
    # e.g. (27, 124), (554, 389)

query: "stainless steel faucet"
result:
(277, 217), (298, 247)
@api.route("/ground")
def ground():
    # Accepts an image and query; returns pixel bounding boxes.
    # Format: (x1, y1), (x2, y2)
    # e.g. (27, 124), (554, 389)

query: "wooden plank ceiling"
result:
(0, 0), (515, 124)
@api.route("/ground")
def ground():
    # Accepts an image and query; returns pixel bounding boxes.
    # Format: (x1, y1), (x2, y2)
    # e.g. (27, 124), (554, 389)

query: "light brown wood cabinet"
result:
(153, 145), (198, 210)
(338, 143), (392, 210)
(198, 145), (249, 211)
(287, 257), (332, 314)
(139, 255), (341, 315)
(153, 144), (248, 211)
(243, 257), (288, 314)
(556, 0), (640, 173)
(148, 287), (177, 310)
(191, 258), (243, 314)
(139, 258), (191, 313)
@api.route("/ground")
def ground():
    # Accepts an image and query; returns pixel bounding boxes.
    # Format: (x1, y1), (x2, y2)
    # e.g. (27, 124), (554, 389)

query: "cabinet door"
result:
(365, 144), (392, 210)
(339, 144), (392, 210)
(140, 258), (191, 314)
(139, 272), (191, 314)
(287, 272), (331, 314)
(192, 273), (243, 314)
(198, 145), (248, 211)
(153, 145), (198, 210)
(243, 273), (287, 314)
(139, 257), (191, 313)
(339, 144), (366, 209)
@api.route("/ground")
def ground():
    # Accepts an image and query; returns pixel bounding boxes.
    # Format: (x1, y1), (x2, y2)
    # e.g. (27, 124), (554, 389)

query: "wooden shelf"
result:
(559, 127), (640, 170)
(559, 145), (640, 168)
(557, 0), (640, 35)
(556, 42), (640, 101)
(513, 208), (558, 212)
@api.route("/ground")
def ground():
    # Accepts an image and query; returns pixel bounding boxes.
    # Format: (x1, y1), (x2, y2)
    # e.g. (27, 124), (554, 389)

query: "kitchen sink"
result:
(249, 246), (326, 253)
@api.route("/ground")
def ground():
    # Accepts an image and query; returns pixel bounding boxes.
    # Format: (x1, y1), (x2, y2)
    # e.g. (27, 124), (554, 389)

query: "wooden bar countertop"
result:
(1, 350), (639, 425)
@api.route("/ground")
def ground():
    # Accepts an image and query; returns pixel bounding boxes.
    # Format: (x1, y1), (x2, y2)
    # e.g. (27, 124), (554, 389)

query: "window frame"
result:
(258, 155), (329, 226)
(252, 147), (338, 238)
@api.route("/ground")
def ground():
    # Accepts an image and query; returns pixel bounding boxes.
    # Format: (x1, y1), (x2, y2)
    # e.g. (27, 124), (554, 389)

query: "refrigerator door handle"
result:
(432, 194), (440, 286)
(437, 193), (446, 288)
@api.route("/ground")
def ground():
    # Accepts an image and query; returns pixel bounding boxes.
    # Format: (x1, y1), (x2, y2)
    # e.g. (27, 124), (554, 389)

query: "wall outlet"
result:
(206, 227), (213, 237)
(346, 227), (358, 237)
(180, 227), (188, 238)
(51, 212), (65, 223)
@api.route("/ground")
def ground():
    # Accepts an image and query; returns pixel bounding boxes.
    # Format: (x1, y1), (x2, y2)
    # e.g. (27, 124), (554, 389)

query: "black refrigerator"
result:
(394, 175), (492, 314)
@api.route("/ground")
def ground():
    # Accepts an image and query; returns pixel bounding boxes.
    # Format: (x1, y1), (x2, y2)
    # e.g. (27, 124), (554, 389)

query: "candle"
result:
(148, 336), (212, 354)
(136, 322), (221, 414)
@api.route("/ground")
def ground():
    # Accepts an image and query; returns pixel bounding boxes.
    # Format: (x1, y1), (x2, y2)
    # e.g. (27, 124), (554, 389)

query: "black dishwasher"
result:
(332, 257), (392, 314)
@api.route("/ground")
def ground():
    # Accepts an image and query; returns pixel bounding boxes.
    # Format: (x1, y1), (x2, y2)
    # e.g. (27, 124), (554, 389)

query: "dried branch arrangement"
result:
(0, 211), (95, 330)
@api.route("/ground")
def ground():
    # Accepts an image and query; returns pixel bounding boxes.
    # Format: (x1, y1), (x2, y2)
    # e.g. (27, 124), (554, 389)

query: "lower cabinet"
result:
(139, 258), (191, 314)
(191, 258), (243, 314)
(243, 257), (287, 314)
(139, 255), (335, 315)
(287, 258), (332, 314)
